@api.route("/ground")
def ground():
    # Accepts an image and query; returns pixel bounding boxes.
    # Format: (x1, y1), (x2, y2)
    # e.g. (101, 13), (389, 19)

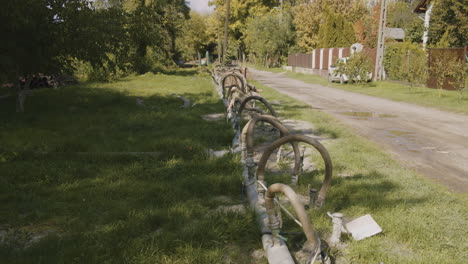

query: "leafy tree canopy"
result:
(429, 0), (467, 47)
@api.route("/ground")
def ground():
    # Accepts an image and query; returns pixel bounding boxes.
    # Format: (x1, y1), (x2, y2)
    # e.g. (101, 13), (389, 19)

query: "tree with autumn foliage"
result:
(292, 0), (368, 51)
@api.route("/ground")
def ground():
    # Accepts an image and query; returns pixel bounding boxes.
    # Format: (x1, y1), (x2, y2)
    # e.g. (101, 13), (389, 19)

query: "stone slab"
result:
(345, 214), (382, 241)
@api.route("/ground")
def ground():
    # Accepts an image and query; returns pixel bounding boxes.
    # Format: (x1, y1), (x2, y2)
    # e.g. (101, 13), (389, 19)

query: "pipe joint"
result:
(245, 157), (257, 180)
(315, 194), (326, 208)
(308, 188), (318, 209)
(327, 212), (345, 247)
(291, 174), (299, 185)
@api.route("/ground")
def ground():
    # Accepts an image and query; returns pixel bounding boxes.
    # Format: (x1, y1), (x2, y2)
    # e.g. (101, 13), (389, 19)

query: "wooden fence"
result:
(288, 46), (466, 90)
(287, 47), (376, 76)
(427, 47), (467, 90)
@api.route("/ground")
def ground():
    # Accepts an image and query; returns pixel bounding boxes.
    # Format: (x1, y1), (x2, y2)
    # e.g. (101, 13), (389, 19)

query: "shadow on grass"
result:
(0, 80), (261, 263)
(162, 68), (199, 76)
(296, 169), (427, 214)
(0, 85), (232, 155)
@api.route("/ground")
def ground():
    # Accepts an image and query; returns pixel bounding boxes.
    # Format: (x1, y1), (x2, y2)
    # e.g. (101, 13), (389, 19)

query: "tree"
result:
(429, 0), (467, 47)
(1, 0), (127, 110)
(292, 0), (368, 51)
(244, 12), (295, 67)
(318, 11), (356, 48)
(122, 0), (189, 73)
(177, 12), (215, 61)
(386, 0), (423, 43)
(211, 0), (278, 60)
(0, 0), (191, 112)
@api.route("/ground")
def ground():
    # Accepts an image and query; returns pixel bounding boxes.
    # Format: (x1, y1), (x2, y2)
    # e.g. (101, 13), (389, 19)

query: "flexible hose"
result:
(221, 72), (247, 98)
(265, 183), (320, 254)
(257, 134), (333, 208)
(238, 95), (277, 118)
(243, 115), (301, 176)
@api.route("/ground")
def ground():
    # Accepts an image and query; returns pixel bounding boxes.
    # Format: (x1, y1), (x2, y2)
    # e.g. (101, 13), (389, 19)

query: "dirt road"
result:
(250, 68), (468, 192)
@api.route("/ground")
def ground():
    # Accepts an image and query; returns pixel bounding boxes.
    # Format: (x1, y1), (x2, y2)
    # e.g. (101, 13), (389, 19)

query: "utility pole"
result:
(374, 0), (388, 81)
(223, 0), (231, 63)
(217, 11), (222, 63)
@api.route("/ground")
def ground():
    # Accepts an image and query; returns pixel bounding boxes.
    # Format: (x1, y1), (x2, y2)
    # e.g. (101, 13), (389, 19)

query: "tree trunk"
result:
(223, 0), (231, 62)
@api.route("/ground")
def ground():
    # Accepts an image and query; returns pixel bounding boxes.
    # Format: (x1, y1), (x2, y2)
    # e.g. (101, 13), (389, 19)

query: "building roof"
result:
(384, 28), (405, 40)
(413, 0), (431, 13)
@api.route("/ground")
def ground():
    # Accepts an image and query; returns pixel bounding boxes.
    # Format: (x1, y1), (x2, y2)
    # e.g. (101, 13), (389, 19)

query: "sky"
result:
(187, 0), (214, 14)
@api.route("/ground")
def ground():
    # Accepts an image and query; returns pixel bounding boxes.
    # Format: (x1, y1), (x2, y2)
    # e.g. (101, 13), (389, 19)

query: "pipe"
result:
(256, 134), (333, 208)
(265, 183), (321, 254)
(232, 127), (241, 152)
(224, 84), (243, 99)
(220, 72), (247, 97)
(226, 86), (246, 103)
(262, 234), (295, 264)
(244, 115), (301, 179)
(242, 161), (295, 264)
(327, 212), (345, 247)
(212, 66), (298, 264)
(238, 95), (277, 118)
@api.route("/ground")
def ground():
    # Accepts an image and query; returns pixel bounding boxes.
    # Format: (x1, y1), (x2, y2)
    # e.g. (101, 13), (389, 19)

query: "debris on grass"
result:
(345, 214), (382, 241)
(202, 113), (225, 121)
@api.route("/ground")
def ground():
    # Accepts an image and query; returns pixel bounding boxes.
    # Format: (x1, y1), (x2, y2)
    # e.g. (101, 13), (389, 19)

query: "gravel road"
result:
(250, 68), (468, 192)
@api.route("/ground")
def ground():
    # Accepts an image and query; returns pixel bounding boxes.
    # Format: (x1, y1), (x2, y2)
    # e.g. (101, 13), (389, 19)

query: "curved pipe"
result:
(242, 115), (301, 176)
(246, 83), (257, 93)
(238, 96), (277, 118)
(233, 98), (265, 116)
(265, 183), (320, 253)
(221, 72), (247, 97)
(257, 134), (333, 208)
(226, 86), (246, 103)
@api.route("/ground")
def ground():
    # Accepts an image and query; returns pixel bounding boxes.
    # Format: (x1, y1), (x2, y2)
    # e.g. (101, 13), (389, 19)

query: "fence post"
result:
(320, 49), (324, 69)
(312, 50), (316, 69)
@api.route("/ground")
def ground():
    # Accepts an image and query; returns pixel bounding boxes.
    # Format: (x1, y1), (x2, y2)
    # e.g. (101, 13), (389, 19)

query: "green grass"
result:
(2, 69), (467, 263)
(0, 70), (263, 263)
(251, 79), (468, 264)
(251, 65), (468, 114)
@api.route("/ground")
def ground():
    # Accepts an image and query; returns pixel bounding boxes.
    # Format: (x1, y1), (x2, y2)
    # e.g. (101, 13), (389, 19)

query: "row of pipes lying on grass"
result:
(211, 63), (335, 264)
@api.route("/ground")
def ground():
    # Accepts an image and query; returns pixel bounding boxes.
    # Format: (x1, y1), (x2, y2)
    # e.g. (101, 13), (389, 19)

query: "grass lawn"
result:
(248, 65), (468, 114)
(0, 70), (261, 263)
(251, 79), (468, 264)
(1, 68), (466, 264)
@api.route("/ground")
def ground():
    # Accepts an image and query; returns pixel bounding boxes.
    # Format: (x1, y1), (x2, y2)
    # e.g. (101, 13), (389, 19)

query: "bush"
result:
(431, 56), (467, 98)
(72, 56), (128, 83)
(384, 42), (427, 86)
(335, 52), (373, 84)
